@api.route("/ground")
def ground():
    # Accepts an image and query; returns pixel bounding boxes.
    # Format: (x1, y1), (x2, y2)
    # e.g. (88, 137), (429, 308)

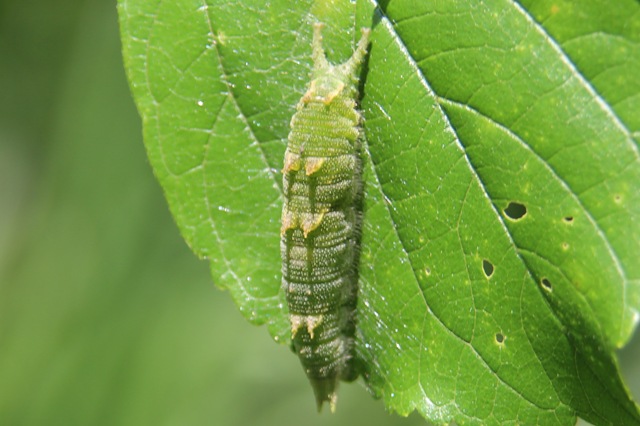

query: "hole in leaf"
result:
(562, 242), (569, 251)
(495, 333), (505, 344)
(614, 194), (622, 204)
(541, 278), (552, 292)
(504, 202), (527, 220)
(563, 216), (574, 223)
(482, 259), (494, 278)
(425, 267), (431, 277)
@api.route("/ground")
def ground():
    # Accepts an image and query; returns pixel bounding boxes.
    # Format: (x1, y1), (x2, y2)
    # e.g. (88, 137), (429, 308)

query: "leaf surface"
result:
(119, 0), (640, 424)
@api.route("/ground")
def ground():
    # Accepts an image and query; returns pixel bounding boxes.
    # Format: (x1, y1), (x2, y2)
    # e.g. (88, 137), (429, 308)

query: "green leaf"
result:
(118, 0), (640, 424)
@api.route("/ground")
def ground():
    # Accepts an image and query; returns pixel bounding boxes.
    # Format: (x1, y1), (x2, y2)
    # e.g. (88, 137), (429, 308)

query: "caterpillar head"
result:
(303, 73), (346, 104)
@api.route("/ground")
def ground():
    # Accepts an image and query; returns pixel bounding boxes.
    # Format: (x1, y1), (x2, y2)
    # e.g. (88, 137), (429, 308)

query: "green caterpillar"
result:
(280, 23), (370, 411)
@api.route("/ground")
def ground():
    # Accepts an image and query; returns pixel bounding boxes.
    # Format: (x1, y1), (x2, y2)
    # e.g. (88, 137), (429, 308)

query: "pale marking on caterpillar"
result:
(280, 23), (370, 412)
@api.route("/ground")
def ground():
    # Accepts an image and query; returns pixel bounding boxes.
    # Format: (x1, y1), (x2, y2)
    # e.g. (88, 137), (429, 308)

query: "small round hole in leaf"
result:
(563, 216), (574, 223)
(495, 333), (505, 344)
(504, 202), (527, 220)
(482, 259), (494, 278)
(541, 278), (552, 291)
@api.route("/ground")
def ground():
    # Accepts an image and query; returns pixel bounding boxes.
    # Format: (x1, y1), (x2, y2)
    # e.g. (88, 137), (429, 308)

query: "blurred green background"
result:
(0, 1), (638, 425)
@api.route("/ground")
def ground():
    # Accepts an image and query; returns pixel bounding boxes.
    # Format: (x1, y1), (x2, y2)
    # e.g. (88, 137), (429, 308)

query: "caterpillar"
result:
(280, 23), (370, 412)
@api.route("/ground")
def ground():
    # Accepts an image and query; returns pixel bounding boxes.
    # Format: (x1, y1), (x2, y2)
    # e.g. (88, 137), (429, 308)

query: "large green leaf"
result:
(118, 0), (640, 424)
